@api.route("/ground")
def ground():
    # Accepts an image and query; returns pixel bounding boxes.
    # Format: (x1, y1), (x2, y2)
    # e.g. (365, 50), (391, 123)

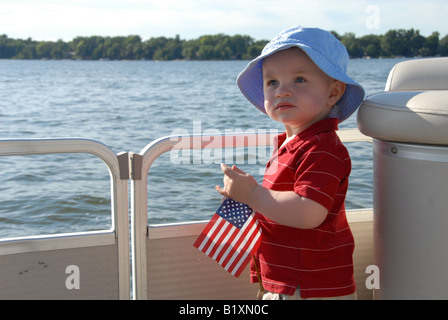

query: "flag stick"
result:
(252, 256), (264, 294)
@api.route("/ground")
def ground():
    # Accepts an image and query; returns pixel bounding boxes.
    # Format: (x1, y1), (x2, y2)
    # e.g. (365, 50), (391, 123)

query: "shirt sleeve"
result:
(293, 141), (349, 211)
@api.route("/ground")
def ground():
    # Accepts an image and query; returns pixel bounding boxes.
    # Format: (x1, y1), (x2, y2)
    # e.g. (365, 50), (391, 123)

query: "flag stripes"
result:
(194, 198), (262, 277)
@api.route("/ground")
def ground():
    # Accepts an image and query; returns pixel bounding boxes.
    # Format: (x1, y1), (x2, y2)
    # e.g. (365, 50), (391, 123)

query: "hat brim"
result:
(237, 43), (365, 123)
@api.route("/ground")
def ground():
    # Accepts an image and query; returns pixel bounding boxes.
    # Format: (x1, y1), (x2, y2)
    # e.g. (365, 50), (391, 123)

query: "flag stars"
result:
(217, 198), (253, 229)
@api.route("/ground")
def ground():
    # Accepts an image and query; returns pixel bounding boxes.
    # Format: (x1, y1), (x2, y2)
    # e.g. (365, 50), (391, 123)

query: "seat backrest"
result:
(385, 57), (448, 91)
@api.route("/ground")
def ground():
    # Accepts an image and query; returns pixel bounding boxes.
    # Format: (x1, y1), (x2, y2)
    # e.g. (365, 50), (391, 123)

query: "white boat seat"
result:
(356, 57), (448, 299)
(357, 57), (448, 145)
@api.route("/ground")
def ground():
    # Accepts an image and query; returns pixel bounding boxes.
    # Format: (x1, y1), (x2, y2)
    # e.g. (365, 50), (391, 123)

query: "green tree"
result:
(423, 32), (440, 56)
(75, 39), (87, 58)
(245, 40), (268, 59)
(51, 39), (68, 59)
(439, 34), (448, 56)
(358, 34), (383, 57)
(227, 34), (253, 59)
(381, 29), (406, 57)
(381, 29), (425, 57)
(0, 34), (16, 58)
(107, 42), (121, 60)
(123, 35), (142, 59)
(36, 41), (53, 59)
(406, 29), (425, 56)
(341, 33), (363, 58)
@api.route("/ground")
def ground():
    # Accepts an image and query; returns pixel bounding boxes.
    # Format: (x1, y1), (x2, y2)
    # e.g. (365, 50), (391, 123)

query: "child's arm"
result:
(215, 164), (327, 229)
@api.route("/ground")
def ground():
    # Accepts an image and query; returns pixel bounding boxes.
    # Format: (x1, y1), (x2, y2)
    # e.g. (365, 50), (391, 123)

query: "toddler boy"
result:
(215, 26), (365, 299)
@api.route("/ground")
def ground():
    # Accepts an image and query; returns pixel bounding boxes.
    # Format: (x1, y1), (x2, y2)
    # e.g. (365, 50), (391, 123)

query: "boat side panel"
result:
(145, 211), (374, 300)
(0, 244), (119, 299)
(146, 234), (258, 300)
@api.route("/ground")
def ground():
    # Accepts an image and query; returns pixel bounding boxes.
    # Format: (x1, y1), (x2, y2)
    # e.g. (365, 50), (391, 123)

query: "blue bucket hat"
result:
(237, 26), (365, 123)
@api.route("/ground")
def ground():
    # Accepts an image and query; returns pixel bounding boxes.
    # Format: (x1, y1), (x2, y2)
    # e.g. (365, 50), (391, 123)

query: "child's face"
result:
(262, 48), (345, 134)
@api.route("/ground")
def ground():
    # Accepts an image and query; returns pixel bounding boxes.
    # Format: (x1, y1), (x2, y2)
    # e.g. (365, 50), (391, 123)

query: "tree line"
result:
(0, 33), (267, 61)
(337, 29), (446, 58)
(1, 28), (448, 61)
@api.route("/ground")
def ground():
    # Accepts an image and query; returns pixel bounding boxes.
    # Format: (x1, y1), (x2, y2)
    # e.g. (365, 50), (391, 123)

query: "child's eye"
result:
(266, 79), (278, 86)
(295, 77), (305, 83)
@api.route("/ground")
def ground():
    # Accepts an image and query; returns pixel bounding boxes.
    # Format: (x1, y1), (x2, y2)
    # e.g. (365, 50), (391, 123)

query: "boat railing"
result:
(0, 130), (373, 299)
(0, 138), (130, 299)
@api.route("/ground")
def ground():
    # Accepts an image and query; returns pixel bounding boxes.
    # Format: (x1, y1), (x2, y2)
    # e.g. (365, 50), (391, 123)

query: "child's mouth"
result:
(275, 103), (295, 111)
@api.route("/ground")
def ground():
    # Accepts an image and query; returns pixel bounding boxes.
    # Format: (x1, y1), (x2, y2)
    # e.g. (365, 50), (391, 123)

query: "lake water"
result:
(0, 58), (410, 238)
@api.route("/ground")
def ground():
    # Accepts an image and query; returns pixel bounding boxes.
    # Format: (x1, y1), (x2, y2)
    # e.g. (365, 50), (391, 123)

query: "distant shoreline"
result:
(0, 56), (424, 62)
(1, 28), (447, 61)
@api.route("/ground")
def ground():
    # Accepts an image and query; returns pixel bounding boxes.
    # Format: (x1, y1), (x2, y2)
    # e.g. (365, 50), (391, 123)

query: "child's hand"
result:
(215, 164), (259, 205)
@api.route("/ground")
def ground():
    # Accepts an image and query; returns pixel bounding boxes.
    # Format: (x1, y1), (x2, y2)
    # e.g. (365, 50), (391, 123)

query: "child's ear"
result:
(327, 80), (346, 107)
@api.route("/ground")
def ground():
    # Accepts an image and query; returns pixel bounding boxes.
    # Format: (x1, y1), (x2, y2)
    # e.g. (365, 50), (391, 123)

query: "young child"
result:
(215, 26), (365, 300)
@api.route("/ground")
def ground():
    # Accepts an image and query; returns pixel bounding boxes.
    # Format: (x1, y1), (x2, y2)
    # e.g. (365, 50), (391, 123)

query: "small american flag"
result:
(194, 198), (262, 277)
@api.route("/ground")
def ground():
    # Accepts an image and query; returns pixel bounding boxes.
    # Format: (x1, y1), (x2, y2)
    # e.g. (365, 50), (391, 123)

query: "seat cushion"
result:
(357, 90), (448, 145)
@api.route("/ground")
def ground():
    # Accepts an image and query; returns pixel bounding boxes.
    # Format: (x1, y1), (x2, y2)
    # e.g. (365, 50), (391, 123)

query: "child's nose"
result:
(275, 83), (292, 98)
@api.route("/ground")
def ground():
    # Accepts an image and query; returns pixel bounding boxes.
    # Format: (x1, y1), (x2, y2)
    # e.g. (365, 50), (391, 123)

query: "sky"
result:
(1, 0), (448, 42)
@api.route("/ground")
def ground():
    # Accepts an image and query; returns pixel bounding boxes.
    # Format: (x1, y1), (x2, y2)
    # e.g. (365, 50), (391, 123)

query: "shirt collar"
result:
(275, 118), (339, 152)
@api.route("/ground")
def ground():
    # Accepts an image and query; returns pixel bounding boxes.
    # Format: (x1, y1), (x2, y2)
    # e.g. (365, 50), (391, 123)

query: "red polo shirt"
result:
(250, 118), (356, 298)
